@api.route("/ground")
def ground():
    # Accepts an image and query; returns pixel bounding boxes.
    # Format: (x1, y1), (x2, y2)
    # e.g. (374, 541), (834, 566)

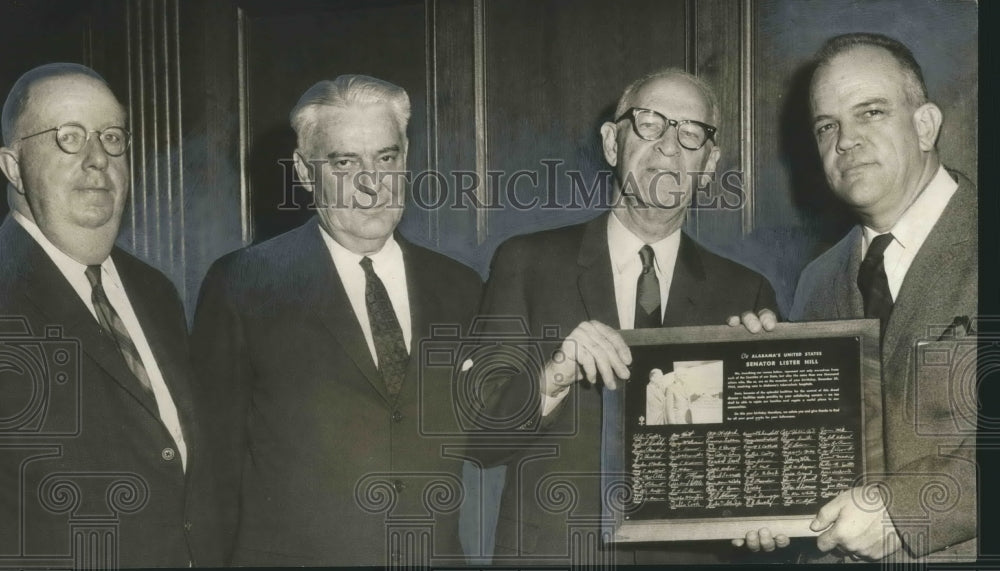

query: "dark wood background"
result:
(0, 0), (979, 318)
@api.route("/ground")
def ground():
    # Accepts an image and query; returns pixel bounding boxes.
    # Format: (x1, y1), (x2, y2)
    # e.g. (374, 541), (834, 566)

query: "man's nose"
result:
(80, 135), (110, 170)
(835, 122), (863, 153)
(655, 125), (681, 156)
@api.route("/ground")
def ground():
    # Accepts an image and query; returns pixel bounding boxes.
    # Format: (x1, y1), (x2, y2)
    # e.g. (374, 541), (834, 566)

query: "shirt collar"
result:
(12, 210), (120, 288)
(862, 165), (958, 251)
(606, 211), (682, 275)
(318, 223), (402, 273)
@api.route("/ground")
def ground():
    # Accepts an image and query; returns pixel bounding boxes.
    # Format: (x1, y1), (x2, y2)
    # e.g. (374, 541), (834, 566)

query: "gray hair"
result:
(613, 68), (721, 128)
(812, 33), (928, 108)
(2, 62), (111, 145)
(289, 74), (411, 151)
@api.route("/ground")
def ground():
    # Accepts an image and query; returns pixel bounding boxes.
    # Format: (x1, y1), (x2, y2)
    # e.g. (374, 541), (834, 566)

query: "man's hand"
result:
(732, 528), (790, 552)
(811, 485), (902, 560)
(726, 308), (778, 333)
(542, 320), (631, 396)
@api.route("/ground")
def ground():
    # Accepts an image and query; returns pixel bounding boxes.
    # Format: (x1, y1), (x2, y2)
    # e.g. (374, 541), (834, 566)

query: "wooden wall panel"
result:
(121, 0), (187, 297)
(689, 0), (751, 251)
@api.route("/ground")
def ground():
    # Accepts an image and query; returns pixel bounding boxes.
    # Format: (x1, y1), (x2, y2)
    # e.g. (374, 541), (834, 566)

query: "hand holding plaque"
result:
(543, 320), (631, 396)
(811, 484), (902, 560)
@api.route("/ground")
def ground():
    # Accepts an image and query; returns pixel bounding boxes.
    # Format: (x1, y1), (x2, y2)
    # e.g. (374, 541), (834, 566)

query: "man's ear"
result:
(292, 150), (315, 191)
(697, 144), (721, 188)
(913, 102), (943, 151)
(0, 147), (24, 194)
(703, 144), (721, 174)
(600, 122), (619, 167)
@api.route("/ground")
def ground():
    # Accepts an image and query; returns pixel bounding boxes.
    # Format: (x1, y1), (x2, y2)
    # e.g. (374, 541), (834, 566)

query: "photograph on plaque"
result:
(601, 320), (881, 542)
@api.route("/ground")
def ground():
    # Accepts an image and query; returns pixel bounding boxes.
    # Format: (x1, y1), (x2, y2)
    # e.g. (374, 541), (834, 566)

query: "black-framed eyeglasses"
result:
(18, 123), (131, 157)
(615, 107), (717, 150)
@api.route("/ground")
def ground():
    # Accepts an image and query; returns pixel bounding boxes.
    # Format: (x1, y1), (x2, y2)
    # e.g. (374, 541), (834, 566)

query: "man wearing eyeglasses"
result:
(0, 63), (220, 567)
(469, 68), (776, 565)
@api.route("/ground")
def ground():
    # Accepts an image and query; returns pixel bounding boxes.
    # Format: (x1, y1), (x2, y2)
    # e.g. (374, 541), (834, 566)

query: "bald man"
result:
(0, 63), (220, 567)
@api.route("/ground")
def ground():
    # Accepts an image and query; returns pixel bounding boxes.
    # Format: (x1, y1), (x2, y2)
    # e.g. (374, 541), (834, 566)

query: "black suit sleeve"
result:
(189, 258), (252, 565)
(462, 239), (555, 467)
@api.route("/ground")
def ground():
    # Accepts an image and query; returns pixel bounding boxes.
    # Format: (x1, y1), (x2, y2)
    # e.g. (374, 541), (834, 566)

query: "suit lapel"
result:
(300, 219), (388, 403)
(882, 178), (976, 363)
(10, 225), (162, 417)
(576, 214), (621, 329)
(399, 237), (430, 399)
(662, 233), (706, 326)
(834, 226), (866, 321)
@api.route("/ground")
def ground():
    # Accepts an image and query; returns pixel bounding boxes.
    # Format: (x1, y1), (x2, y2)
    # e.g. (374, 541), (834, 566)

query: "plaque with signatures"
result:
(601, 320), (882, 542)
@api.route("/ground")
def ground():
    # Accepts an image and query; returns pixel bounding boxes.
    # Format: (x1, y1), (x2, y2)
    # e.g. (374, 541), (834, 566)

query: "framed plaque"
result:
(601, 320), (882, 542)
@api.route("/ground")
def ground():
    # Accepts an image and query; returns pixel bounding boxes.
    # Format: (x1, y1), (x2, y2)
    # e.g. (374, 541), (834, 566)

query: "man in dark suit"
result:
(468, 69), (777, 566)
(735, 34), (977, 562)
(0, 63), (219, 567)
(191, 75), (481, 566)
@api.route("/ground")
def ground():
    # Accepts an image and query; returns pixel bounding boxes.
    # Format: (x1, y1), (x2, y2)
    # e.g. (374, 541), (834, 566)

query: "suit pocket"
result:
(909, 341), (977, 436)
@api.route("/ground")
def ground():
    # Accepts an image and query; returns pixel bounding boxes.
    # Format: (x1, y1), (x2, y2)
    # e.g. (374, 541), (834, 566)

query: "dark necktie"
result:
(360, 257), (408, 397)
(634, 245), (662, 329)
(85, 265), (155, 398)
(857, 233), (895, 340)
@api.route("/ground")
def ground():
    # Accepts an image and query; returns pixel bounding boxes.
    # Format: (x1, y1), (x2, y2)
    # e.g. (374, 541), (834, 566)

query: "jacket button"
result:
(184, 521), (193, 532)
(161, 447), (176, 461)
(391, 410), (403, 422)
(392, 479), (405, 492)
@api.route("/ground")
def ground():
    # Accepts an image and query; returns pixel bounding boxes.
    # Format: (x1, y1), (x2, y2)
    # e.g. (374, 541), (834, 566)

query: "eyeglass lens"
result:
(633, 109), (707, 150)
(55, 124), (129, 156)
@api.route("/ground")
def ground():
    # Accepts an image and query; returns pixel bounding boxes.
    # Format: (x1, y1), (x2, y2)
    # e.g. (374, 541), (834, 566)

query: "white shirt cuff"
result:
(541, 387), (570, 417)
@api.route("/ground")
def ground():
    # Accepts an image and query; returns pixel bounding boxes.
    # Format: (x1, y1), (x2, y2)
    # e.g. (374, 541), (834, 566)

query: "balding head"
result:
(2, 63), (117, 145)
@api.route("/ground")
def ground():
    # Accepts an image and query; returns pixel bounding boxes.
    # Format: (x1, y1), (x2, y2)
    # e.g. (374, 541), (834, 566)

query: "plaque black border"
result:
(601, 319), (882, 542)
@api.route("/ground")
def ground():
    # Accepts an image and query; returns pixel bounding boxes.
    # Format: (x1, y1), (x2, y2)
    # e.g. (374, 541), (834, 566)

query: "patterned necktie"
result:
(634, 245), (662, 329)
(857, 233), (895, 341)
(360, 257), (409, 397)
(84, 265), (155, 398)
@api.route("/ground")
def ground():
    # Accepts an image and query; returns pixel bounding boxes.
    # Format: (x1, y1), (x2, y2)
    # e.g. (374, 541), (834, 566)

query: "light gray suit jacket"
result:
(791, 173), (977, 562)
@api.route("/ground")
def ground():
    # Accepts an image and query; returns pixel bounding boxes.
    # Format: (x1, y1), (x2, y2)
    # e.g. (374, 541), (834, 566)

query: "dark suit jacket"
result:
(191, 217), (482, 566)
(791, 175), (977, 561)
(0, 217), (221, 567)
(471, 213), (777, 566)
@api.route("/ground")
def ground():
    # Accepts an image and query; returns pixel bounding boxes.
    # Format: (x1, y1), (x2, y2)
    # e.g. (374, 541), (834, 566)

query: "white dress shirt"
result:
(319, 226), (412, 364)
(13, 211), (188, 470)
(542, 212), (683, 415)
(861, 165), (958, 301)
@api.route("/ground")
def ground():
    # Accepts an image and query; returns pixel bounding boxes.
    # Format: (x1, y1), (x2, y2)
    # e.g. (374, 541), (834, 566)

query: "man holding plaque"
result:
(469, 69), (777, 566)
(735, 33), (977, 562)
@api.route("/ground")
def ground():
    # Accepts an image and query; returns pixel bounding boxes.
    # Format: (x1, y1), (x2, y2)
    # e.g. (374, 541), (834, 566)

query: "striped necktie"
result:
(85, 265), (155, 398)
